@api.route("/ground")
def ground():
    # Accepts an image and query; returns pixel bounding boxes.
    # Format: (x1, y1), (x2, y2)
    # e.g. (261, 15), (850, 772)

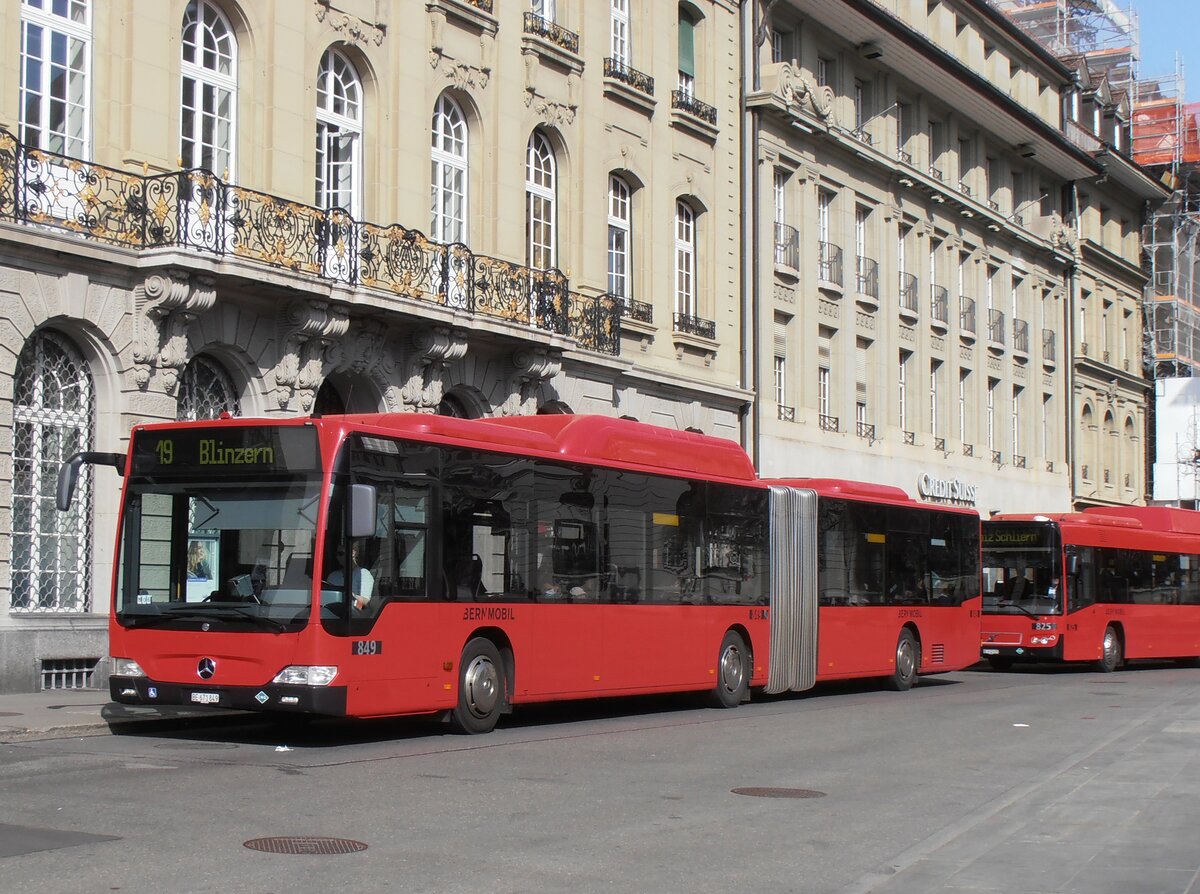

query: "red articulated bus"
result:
(982, 507), (1200, 671)
(59, 414), (981, 734)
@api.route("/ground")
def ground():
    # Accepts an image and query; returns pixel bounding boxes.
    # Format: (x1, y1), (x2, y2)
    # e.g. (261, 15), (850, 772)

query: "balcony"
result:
(958, 181), (972, 197)
(1012, 318), (1029, 355)
(928, 165), (945, 183)
(934, 437), (946, 453)
(819, 414), (840, 433)
(778, 405), (795, 422)
(960, 296), (977, 339)
(897, 147), (913, 164)
(899, 272), (919, 320)
(603, 58), (654, 97)
(857, 421), (876, 442)
(523, 12), (579, 54)
(1013, 454), (1027, 469)
(991, 450), (1003, 467)
(673, 312), (716, 340)
(856, 256), (879, 304)
(774, 222), (799, 272)
(987, 308), (1006, 348)
(851, 128), (874, 147)
(930, 284), (949, 330)
(621, 297), (653, 325)
(0, 129), (621, 353)
(903, 430), (916, 445)
(818, 241), (844, 288)
(671, 90), (717, 126)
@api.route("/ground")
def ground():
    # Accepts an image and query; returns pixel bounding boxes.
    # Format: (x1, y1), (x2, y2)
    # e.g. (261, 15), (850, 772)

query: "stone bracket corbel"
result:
(132, 269), (217, 392)
(273, 299), (350, 411)
(499, 346), (562, 417)
(401, 326), (469, 412)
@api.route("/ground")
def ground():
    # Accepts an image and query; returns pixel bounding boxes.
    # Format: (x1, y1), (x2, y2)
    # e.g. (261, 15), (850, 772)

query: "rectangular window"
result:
(19, 0), (91, 157)
(930, 360), (941, 436)
(817, 56), (832, 89)
(678, 11), (696, 96)
(674, 204), (696, 317)
(959, 368), (969, 442)
(611, 0), (630, 64)
(773, 170), (786, 224)
(898, 350), (910, 432)
(987, 377), (998, 451)
(1012, 385), (1023, 458)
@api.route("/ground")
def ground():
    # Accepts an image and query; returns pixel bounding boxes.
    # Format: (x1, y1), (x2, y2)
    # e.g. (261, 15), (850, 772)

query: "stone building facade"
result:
(0, 0), (744, 692)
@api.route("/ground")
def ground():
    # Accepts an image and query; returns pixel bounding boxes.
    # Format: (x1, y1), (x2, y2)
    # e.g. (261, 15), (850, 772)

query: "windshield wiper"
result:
(121, 606), (289, 633)
(994, 600), (1039, 619)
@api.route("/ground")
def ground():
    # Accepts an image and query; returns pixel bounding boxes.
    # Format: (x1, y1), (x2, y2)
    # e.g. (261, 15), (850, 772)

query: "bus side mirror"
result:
(57, 451), (125, 511)
(349, 483), (377, 539)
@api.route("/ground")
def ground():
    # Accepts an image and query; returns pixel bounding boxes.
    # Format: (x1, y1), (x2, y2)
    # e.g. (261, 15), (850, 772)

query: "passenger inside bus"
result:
(449, 554), (486, 600)
(328, 541), (376, 611)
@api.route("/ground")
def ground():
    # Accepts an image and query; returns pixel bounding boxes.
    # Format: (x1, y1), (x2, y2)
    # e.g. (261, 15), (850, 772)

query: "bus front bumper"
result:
(980, 640), (1064, 662)
(110, 676), (348, 715)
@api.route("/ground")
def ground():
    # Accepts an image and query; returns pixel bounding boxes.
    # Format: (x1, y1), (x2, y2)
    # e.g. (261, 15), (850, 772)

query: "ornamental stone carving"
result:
(771, 62), (834, 124)
(401, 326), (468, 412)
(314, 0), (384, 47)
(132, 269), (217, 392)
(498, 346), (562, 417)
(273, 299), (350, 411)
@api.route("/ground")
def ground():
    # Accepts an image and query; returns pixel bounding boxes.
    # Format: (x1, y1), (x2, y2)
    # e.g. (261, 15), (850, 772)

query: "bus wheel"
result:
(450, 637), (506, 734)
(888, 630), (920, 691)
(1096, 626), (1122, 673)
(709, 630), (750, 708)
(987, 657), (1014, 671)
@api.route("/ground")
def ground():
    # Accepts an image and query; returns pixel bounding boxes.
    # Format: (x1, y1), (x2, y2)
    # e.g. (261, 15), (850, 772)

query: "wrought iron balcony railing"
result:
(618, 296), (653, 324)
(671, 91), (717, 125)
(992, 450), (1003, 466)
(931, 284), (948, 324)
(856, 255), (879, 299)
(1042, 328), (1056, 362)
(819, 414), (839, 433)
(463, 0), (493, 10)
(1013, 454), (1026, 469)
(897, 147), (913, 164)
(851, 128), (873, 146)
(603, 58), (654, 95)
(818, 241), (843, 287)
(903, 430), (916, 445)
(934, 437), (946, 453)
(928, 165), (945, 182)
(988, 308), (1006, 345)
(1012, 318), (1029, 354)
(0, 129), (621, 354)
(673, 312), (716, 339)
(963, 443), (974, 457)
(778, 405), (795, 422)
(899, 272), (919, 315)
(857, 421), (876, 441)
(523, 12), (579, 54)
(774, 222), (799, 269)
(960, 296), (976, 333)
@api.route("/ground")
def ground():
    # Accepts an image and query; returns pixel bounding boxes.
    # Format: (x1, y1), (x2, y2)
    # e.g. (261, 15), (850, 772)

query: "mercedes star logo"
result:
(197, 657), (216, 680)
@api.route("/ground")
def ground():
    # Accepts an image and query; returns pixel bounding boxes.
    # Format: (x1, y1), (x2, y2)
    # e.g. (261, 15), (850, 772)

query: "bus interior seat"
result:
(282, 554), (313, 589)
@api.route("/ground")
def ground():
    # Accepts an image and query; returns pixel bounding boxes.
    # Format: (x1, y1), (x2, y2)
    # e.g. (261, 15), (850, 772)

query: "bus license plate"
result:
(190, 691), (220, 705)
(981, 648), (999, 655)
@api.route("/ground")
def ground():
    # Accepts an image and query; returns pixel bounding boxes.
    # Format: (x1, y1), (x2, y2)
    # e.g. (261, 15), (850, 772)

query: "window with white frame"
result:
(1012, 385), (1022, 458)
(607, 175), (631, 300)
(1042, 393), (1051, 460)
(818, 327), (833, 420)
(817, 189), (832, 244)
(611, 0), (630, 65)
(20, 0), (91, 157)
(533, 0), (556, 21)
(674, 201), (696, 317)
(12, 329), (94, 612)
(180, 0), (237, 176)
(959, 368), (969, 441)
(898, 350), (911, 432)
(773, 170), (786, 224)
(315, 48), (362, 216)
(930, 359), (941, 436)
(431, 93), (468, 245)
(987, 377), (998, 451)
(774, 318), (789, 409)
(526, 131), (557, 270)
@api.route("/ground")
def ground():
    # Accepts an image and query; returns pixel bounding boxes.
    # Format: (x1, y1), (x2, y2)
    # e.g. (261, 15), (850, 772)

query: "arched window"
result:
(525, 131), (557, 271)
(674, 200), (696, 316)
(177, 355), (241, 421)
(431, 94), (468, 245)
(315, 48), (362, 216)
(12, 331), (94, 612)
(19, 0), (91, 157)
(180, 0), (237, 176)
(607, 175), (631, 300)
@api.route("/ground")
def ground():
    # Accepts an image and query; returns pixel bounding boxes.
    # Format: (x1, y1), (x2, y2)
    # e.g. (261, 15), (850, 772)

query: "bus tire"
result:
(888, 629), (920, 691)
(987, 657), (1014, 671)
(709, 630), (750, 708)
(450, 637), (506, 734)
(1096, 625), (1122, 673)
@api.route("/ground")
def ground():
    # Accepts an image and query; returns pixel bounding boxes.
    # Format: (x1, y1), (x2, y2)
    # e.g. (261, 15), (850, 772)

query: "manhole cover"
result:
(732, 787), (826, 799)
(244, 837), (367, 855)
(154, 742), (238, 750)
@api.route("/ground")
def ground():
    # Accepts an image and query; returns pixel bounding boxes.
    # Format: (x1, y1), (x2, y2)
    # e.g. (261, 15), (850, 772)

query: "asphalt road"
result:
(3, 662), (1200, 894)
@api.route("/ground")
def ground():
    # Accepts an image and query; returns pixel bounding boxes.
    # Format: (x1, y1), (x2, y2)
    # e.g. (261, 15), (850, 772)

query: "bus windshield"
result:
(982, 522), (1061, 615)
(116, 425), (323, 633)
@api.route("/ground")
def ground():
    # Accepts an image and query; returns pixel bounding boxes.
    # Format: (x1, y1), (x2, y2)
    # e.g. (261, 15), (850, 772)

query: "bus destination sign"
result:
(131, 425), (319, 476)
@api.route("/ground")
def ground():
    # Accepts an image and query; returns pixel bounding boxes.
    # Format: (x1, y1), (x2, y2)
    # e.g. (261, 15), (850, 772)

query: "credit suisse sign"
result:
(916, 473), (978, 506)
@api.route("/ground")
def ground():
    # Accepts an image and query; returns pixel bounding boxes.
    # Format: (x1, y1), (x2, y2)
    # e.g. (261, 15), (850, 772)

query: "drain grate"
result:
(244, 837), (367, 855)
(732, 787), (826, 799)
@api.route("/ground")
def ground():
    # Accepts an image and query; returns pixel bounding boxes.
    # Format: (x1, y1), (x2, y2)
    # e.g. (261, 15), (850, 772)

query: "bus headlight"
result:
(111, 657), (146, 677)
(272, 665), (338, 687)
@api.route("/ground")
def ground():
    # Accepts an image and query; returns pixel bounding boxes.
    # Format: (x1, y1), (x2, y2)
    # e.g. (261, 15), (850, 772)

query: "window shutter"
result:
(678, 14), (695, 78)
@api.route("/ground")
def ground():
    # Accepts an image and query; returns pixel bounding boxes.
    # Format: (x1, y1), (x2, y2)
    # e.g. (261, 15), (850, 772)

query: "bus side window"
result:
(1069, 546), (1097, 611)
